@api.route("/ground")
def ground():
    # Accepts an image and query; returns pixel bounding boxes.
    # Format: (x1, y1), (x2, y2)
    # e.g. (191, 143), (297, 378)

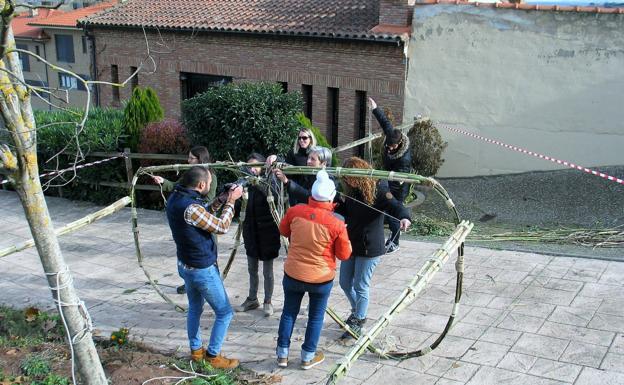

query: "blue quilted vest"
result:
(166, 185), (218, 268)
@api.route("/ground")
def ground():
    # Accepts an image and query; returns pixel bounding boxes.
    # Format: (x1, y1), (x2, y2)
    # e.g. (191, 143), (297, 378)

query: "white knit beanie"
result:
(311, 169), (336, 202)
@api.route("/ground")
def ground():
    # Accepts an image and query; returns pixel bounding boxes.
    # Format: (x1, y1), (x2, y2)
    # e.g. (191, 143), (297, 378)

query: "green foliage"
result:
(183, 82), (302, 162)
(35, 107), (125, 155)
(123, 86), (164, 151)
(109, 327), (129, 347)
(171, 358), (239, 385)
(296, 113), (339, 166)
(407, 214), (454, 236)
(408, 119), (447, 177)
(20, 355), (51, 378)
(0, 307), (63, 348)
(32, 374), (71, 385)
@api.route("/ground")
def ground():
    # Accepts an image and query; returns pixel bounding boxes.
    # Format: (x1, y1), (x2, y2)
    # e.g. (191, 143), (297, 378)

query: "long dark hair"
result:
(190, 146), (212, 164)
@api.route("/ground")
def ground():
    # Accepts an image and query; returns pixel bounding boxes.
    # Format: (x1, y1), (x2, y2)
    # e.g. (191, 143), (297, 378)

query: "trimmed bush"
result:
(183, 82), (302, 161)
(35, 107), (125, 156)
(123, 86), (164, 151)
(296, 113), (339, 166)
(408, 119), (447, 177)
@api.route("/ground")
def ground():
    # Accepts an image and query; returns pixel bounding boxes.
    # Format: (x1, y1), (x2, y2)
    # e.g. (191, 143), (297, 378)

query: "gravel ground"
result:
(408, 165), (624, 261)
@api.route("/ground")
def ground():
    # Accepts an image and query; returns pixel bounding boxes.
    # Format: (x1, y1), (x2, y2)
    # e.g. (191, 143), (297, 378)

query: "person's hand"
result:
(152, 175), (164, 184)
(227, 185), (244, 202)
(273, 169), (288, 184)
(266, 155), (278, 166)
(400, 218), (411, 231)
(368, 97), (377, 110)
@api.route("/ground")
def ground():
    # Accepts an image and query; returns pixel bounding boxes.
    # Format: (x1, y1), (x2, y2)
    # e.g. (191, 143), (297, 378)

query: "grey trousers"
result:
(247, 256), (274, 303)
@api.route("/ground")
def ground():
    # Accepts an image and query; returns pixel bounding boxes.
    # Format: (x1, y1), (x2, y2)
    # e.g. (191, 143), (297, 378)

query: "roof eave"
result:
(81, 22), (405, 45)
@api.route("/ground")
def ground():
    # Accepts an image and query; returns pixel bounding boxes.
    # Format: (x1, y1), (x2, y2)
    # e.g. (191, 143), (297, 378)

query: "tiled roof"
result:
(28, 1), (116, 28)
(12, 9), (58, 39)
(80, 0), (405, 42)
(417, 0), (624, 14)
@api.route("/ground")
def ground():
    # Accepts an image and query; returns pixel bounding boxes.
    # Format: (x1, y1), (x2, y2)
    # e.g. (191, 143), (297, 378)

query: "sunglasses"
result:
(298, 136), (311, 140)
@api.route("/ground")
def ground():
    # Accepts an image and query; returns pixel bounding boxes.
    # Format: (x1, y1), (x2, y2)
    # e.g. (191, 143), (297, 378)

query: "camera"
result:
(215, 177), (249, 204)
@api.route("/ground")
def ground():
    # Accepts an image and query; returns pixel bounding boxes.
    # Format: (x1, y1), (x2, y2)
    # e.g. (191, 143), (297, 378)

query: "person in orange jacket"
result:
(275, 169), (352, 370)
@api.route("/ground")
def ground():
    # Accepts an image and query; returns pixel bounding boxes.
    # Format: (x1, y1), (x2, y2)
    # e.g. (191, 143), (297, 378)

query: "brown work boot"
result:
(190, 347), (205, 362)
(207, 353), (239, 369)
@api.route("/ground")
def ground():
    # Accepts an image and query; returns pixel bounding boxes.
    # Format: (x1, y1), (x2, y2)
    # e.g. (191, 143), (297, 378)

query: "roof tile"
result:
(81, 0), (404, 42)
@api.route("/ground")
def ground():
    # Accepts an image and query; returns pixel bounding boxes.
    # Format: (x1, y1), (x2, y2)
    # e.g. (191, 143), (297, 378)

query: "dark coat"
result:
(284, 147), (313, 205)
(335, 180), (411, 258)
(242, 179), (281, 261)
(286, 173), (338, 206)
(373, 107), (412, 200)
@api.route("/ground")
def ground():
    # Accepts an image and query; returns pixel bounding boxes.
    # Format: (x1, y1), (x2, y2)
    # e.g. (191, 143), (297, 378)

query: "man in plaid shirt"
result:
(166, 166), (243, 369)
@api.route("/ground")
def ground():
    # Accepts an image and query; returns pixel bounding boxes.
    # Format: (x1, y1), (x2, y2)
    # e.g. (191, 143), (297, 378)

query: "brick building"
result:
(81, 0), (412, 152)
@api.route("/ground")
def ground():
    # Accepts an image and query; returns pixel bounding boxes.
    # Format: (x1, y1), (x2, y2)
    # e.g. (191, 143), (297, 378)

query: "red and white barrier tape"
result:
(441, 124), (623, 185)
(1, 153), (125, 186)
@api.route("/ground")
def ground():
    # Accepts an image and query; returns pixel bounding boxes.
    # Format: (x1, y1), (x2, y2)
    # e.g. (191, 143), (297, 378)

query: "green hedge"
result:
(183, 82), (303, 161)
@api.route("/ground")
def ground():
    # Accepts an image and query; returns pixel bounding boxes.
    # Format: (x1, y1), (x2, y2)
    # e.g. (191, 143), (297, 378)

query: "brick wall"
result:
(379, 0), (413, 25)
(92, 28), (406, 158)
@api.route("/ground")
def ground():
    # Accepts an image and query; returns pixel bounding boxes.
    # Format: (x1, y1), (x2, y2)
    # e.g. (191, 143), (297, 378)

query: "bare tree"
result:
(0, 1), (153, 383)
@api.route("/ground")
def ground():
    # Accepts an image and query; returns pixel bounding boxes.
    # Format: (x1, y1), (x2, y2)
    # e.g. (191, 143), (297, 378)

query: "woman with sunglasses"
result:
(369, 98), (412, 254)
(267, 128), (318, 205)
(273, 146), (336, 205)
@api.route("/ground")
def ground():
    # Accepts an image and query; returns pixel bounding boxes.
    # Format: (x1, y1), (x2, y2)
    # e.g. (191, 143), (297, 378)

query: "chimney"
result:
(29, 8), (39, 17)
(379, 0), (412, 26)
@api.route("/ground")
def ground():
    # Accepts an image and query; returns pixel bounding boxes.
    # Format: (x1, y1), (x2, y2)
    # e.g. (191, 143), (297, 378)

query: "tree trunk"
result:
(0, 12), (108, 384)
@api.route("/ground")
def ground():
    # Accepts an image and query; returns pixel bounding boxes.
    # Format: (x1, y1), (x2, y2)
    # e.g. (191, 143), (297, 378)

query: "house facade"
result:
(12, 2), (114, 110)
(82, 0), (413, 153)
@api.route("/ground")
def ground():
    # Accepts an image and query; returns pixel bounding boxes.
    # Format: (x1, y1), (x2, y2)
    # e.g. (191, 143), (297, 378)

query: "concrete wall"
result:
(404, 5), (624, 177)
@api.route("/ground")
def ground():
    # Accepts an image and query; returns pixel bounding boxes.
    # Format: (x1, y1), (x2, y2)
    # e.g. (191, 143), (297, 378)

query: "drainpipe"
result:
(84, 27), (99, 107)
(42, 42), (51, 111)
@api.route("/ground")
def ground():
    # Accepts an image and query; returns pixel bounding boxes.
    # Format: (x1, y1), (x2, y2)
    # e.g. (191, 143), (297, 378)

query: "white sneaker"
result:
(263, 303), (274, 317)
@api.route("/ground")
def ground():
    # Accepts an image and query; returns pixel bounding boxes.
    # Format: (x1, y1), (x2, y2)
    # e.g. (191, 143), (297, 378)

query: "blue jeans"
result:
(339, 256), (381, 319)
(178, 262), (233, 356)
(276, 274), (333, 362)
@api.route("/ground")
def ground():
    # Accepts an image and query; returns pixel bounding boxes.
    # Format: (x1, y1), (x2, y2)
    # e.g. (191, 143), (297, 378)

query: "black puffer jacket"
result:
(286, 173), (338, 205)
(284, 147), (313, 205)
(242, 179), (281, 261)
(373, 108), (412, 199)
(335, 180), (411, 258)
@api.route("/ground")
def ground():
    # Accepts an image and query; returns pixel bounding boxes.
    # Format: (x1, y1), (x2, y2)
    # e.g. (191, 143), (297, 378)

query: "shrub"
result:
(35, 107), (125, 156)
(20, 355), (51, 378)
(138, 119), (190, 159)
(183, 82), (302, 161)
(408, 119), (447, 176)
(123, 86), (164, 151)
(296, 113), (339, 166)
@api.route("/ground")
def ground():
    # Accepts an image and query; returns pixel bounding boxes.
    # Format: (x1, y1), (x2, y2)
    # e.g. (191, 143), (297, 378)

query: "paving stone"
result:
(509, 301), (556, 319)
(611, 334), (624, 354)
(511, 334), (569, 360)
(537, 321), (615, 347)
(441, 360), (480, 382)
(588, 313), (624, 333)
(559, 341), (608, 368)
(461, 341), (508, 366)
(462, 307), (505, 327)
(435, 378), (465, 385)
(497, 312), (545, 333)
(528, 358), (582, 383)
(367, 365), (438, 385)
(548, 306), (595, 327)
(497, 352), (538, 373)
(487, 296), (516, 310)
(600, 353), (624, 373)
(480, 327), (522, 346)
(570, 296), (603, 311)
(466, 366), (567, 385)
(426, 357), (456, 377)
(542, 278), (584, 292)
(575, 367), (624, 385)
(448, 322), (487, 340)
(579, 283), (624, 300)
(597, 299), (624, 317)
(519, 286), (577, 306)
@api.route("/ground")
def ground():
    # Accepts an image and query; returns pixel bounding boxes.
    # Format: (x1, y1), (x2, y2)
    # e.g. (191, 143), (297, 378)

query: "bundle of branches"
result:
(469, 227), (624, 248)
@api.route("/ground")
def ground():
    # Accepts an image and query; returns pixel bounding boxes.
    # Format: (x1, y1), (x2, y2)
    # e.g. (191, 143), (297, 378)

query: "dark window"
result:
(81, 36), (88, 54)
(279, 81), (288, 93)
(355, 91), (367, 157)
(180, 72), (232, 100)
(55, 34), (74, 63)
(16, 44), (30, 72)
(111, 65), (120, 102)
(302, 84), (312, 120)
(327, 87), (339, 147)
(35, 45), (40, 60)
(130, 66), (138, 89)
(58, 73), (87, 91)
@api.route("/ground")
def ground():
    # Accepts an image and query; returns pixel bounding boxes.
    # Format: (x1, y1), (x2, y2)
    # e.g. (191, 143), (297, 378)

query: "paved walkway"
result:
(1, 190), (624, 385)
